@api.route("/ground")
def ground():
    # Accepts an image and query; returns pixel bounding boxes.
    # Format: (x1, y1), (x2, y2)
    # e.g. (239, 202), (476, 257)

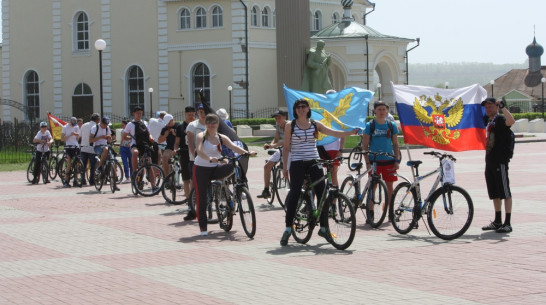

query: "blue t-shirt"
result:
(364, 120), (398, 162)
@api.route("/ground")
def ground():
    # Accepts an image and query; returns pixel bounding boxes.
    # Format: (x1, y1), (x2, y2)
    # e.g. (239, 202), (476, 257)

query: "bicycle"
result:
(57, 145), (84, 187)
(291, 157), (356, 250)
(93, 144), (119, 193)
(162, 153), (185, 204)
(132, 143), (165, 196)
(27, 143), (50, 184)
(390, 151), (474, 240)
(210, 153), (256, 238)
(86, 153), (123, 185)
(340, 151), (393, 228)
(264, 147), (289, 209)
(47, 143), (61, 180)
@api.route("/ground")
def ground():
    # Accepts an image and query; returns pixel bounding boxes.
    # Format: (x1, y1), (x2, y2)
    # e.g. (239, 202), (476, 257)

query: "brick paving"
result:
(1, 137), (545, 304)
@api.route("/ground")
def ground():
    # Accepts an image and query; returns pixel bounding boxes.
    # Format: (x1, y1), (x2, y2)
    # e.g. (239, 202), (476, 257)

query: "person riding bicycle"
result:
(31, 122), (54, 184)
(280, 99), (358, 246)
(90, 116), (119, 191)
(122, 106), (159, 176)
(61, 117), (81, 188)
(257, 109), (288, 199)
(193, 113), (256, 236)
(361, 101), (400, 221)
(158, 113), (179, 181)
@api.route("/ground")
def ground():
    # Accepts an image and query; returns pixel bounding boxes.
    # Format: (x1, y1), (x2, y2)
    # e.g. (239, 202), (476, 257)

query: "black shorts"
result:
(135, 142), (159, 164)
(179, 149), (191, 181)
(65, 147), (79, 159)
(485, 162), (511, 200)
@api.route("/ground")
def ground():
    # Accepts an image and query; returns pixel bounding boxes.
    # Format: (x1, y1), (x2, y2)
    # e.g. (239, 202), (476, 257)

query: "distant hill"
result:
(407, 62), (527, 88)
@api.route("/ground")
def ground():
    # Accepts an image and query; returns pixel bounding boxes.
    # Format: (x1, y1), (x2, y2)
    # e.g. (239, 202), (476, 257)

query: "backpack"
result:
(290, 119), (317, 138)
(132, 120), (150, 145)
(369, 119), (402, 162)
(506, 128), (515, 161)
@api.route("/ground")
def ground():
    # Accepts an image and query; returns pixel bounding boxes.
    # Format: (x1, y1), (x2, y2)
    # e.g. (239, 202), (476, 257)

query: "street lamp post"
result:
(377, 82), (382, 100)
(444, 82), (449, 89)
(148, 88), (154, 119)
(94, 39), (106, 117)
(490, 80), (495, 98)
(540, 77), (546, 119)
(227, 85), (233, 120)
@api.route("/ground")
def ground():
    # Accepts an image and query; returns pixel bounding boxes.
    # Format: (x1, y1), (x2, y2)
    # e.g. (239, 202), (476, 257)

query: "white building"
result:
(1, 0), (416, 122)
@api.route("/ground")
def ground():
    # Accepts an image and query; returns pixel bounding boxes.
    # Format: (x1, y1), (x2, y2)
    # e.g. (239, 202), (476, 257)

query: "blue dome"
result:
(526, 37), (544, 57)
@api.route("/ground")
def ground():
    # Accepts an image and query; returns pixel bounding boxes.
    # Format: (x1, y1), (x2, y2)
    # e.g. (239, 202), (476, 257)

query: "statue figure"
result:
(300, 40), (333, 93)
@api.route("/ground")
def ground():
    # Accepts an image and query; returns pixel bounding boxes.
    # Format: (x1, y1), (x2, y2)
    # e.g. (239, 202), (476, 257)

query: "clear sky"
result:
(366, 0), (546, 64)
(1, 0), (545, 64)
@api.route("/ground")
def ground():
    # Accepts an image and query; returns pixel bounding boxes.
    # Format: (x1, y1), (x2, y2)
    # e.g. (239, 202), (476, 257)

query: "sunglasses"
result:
(295, 105), (308, 109)
(40, 126), (47, 128)
(206, 121), (218, 125)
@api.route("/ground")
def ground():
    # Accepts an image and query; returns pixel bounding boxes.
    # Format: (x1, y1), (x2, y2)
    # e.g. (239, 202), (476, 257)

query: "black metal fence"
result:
(0, 119), (39, 163)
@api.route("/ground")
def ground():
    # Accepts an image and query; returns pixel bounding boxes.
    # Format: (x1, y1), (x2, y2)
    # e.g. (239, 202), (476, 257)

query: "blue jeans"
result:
(120, 146), (133, 178)
(80, 151), (97, 184)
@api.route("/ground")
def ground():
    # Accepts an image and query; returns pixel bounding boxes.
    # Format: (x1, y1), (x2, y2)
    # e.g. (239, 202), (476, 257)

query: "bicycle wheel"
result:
(291, 195), (314, 244)
(48, 157), (58, 180)
(41, 160), (49, 184)
(109, 163), (117, 193)
(327, 193), (356, 250)
(57, 158), (68, 184)
(365, 179), (388, 228)
(274, 167), (289, 209)
(27, 159), (35, 183)
(72, 160), (83, 187)
(390, 182), (418, 234)
(347, 147), (363, 171)
(340, 175), (359, 210)
(94, 165), (104, 191)
(133, 164), (164, 197)
(162, 172), (184, 205)
(266, 167), (276, 205)
(215, 184), (233, 232)
(237, 186), (256, 238)
(115, 160), (124, 184)
(427, 185), (474, 240)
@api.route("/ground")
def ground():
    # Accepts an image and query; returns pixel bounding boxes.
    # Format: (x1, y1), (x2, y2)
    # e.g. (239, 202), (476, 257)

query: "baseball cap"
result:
(133, 106), (143, 112)
(271, 110), (287, 118)
(101, 116), (110, 125)
(481, 97), (497, 106)
(163, 114), (174, 123)
(70, 117), (77, 125)
(197, 103), (204, 110)
(40, 122), (48, 127)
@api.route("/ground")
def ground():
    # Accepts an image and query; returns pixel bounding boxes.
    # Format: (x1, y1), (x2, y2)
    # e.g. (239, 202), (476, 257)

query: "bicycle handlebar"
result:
(353, 150), (395, 158)
(423, 151), (456, 162)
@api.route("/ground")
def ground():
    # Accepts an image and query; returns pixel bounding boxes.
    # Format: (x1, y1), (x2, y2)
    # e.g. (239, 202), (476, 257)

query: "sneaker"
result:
(114, 186), (120, 191)
(318, 228), (331, 242)
(122, 179), (131, 184)
(152, 186), (160, 193)
(280, 230), (291, 246)
(81, 181), (87, 186)
(496, 224), (513, 233)
(62, 183), (71, 188)
(482, 221), (502, 231)
(184, 210), (196, 221)
(200, 231), (208, 236)
(257, 188), (271, 199)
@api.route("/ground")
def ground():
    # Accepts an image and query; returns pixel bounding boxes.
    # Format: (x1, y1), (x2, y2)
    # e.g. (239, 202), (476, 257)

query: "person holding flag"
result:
(280, 98), (359, 246)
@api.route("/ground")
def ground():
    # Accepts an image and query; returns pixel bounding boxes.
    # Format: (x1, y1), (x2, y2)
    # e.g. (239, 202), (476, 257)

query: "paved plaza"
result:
(1, 138), (546, 304)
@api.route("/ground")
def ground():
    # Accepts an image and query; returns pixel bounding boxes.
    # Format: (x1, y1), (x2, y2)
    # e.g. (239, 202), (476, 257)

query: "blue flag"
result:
(283, 84), (373, 145)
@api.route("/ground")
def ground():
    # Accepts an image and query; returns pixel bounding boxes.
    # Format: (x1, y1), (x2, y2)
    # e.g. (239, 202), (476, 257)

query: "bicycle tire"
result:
(41, 160), (48, 184)
(274, 167), (288, 209)
(133, 164), (164, 197)
(266, 167), (276, 205)
(94, 165), (104, 191)
(162, 172), (184, 205)
(72, 160), (83, 187)
(27, 159), (35, 183)
(390, 182), (418, 234)
(365, 179), (389, 228)
(291, 194), (314, 244)
(109, 163), (117, 193)
(57, 158), (69, 184)
(237, 186), (256, 238)
(347, 147), (363, 171)
(427, 185), (474, 240)
(327, 193), (356, 250)
(48, 157), (58, 180)
(205, 183), (219, 224)
(215, 184), (233, 232)
(340, 175), (359, 210)
(115, 160), (124, 184)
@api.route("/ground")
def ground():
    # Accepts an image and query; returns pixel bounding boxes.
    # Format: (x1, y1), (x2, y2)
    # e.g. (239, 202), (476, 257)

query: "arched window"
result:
(251, 6), (259, 27)
(192, 63), (211, 106)
(24, 70), (40, 120)
(73, 83), (92, 95)
(273, 10), (276, 28)
(313, 11), (322, 31)
(195, 7), (206, 28)
(74, 11), (89, 51)
(332, 12), (339, 24)
(212, 6), (223, 27)
(180, 8), (190, 29)
(262, 7), (270, 27)
(127, 66), (145, 115)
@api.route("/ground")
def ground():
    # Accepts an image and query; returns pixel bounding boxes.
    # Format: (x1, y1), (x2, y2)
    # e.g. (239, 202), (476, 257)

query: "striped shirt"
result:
(290, 121), (319, 161)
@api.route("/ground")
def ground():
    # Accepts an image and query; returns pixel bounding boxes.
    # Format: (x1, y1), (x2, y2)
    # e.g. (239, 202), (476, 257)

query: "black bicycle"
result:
(57, 145), (84, 187)
(94, 145), (119, 193)
(27, 143), (50, 184)
(264, 147), (289, 209)
(132, 144), (164, 196)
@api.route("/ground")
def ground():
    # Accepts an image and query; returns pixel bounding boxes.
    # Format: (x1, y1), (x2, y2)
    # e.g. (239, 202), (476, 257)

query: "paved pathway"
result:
(1, 139), (545, 304)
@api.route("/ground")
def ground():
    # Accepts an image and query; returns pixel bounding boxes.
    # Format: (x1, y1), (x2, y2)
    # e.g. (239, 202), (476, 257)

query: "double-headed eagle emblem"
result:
(413, 94), (464, 145)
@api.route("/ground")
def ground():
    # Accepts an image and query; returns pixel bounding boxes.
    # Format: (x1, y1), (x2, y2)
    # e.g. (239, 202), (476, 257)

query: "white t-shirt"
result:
(62, 124), (80, 147)
(185, 119), (206, 161)
(322, 138), (341, 151)
(148, 118), (165, 143)
(80, 121), (96, 154)
(34, 130), (52, 152)
(90, 124), (110, 146)
(123, 120), (150, 146)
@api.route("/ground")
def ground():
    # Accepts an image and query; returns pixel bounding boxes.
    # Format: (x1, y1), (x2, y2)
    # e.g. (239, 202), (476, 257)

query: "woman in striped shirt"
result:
(280, 99), (359, 246)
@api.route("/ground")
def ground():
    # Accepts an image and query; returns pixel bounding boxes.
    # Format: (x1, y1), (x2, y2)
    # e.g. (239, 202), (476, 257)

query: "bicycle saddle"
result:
(406, 160), (422, 168)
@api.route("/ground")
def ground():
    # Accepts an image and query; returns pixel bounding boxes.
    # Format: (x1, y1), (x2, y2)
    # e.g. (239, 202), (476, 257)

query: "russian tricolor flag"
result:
(392, 82), (487, 152)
